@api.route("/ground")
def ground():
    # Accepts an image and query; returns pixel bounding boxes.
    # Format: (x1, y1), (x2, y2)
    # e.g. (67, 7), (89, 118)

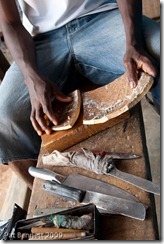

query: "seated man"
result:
(0, 0), (160, 189)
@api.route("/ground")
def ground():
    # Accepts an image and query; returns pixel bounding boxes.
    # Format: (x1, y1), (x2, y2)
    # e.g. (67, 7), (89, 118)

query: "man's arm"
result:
(116, 0), (157, 88)
(0, 0), (40, 80)
(0, 0), (71, 135)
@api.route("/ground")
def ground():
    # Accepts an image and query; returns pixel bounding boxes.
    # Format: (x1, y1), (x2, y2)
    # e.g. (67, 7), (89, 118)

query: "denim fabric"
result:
(0, 9), (160, 164)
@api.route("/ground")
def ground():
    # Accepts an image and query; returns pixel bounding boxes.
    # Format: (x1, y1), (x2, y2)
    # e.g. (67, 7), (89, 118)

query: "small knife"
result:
(42, 180), (146, 220)
(93, 151), (140, 159)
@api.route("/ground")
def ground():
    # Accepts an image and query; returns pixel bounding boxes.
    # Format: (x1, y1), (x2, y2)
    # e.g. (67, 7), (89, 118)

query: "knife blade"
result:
(28, 166), (147, 220)
(28, 167), (139, 203)
(42, 180), (146, 220)
(107, 161), (160, 195)
(93, 151), (140, 159)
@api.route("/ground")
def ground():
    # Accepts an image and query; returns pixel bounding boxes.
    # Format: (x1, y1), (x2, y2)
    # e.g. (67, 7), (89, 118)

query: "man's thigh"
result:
(34, 28), (73, 91)
(70, 9), (126, 85)
(70, 9), (160, 86)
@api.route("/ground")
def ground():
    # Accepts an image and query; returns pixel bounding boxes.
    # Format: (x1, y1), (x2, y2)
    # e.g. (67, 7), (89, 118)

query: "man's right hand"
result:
(26, 74), (72, 136)
(0, 1), (72, 136)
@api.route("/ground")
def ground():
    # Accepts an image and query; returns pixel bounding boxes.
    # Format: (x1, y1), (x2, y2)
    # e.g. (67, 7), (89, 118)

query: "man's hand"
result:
(116, 0), (158, 89)
(26, 75), (72, 136)
(123, 45), (158, 88)
(0, 1), (72, 136)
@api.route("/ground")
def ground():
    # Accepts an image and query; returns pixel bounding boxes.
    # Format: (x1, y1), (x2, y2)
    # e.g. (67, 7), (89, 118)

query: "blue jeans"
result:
(0, 9), (160, 164)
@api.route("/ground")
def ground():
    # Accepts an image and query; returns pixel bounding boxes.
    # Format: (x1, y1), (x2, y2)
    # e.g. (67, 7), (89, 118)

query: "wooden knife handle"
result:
(42, 180), (85, 202)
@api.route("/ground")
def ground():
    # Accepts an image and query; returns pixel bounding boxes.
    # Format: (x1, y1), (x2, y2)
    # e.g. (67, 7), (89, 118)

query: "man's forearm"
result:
(116, 0), (143, 47)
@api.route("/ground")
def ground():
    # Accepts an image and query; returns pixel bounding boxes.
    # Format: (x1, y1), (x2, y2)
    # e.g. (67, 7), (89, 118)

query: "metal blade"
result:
(108, 167), (160, 195)
(82, 191), (146, 220)
(93, 151), (140, 159)
(42, 181), (146, 220)
(105, 152), (140, 159)
(63, 173), (139, 202)
(29, 167), (140, 203)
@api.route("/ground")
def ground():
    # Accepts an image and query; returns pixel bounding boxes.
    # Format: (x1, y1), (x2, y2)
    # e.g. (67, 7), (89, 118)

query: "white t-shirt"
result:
(17, 0), (118, 35)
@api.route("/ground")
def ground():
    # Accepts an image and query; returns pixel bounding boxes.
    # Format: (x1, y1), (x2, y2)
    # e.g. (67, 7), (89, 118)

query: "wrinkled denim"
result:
(0, 9), (160, 164)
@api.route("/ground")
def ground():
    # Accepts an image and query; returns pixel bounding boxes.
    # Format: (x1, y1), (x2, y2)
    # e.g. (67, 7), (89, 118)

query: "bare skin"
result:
(9, 160), (37, 190)
(0, 0), (72, 136)
(0, 0), (158, 188)
(0, 0), (158, 136)
(116, 0), (158, 88)
(0, 0), (72, 188)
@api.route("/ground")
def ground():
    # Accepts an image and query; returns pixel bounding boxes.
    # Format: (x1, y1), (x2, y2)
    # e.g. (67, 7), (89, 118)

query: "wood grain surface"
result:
(42, 110), (129, 153)
(28, 104), (159, 240)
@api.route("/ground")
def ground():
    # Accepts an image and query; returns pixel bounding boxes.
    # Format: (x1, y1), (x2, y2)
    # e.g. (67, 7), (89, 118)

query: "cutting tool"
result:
(29, 166), (147, 220)
(105, 158), (160, 195)
(41, 149), (160, 195)
(92, 151), (140, 159)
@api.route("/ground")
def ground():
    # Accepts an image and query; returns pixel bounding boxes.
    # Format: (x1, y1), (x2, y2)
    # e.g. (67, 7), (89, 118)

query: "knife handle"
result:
(28, 166), (64, 183)
(42, 180), (85, 202)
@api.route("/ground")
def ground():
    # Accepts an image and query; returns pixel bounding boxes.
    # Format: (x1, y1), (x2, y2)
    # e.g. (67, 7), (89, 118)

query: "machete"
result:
(42, 180), (146, 220)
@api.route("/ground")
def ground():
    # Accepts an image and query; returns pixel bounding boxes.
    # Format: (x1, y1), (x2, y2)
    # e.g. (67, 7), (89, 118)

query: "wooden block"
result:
(41, 110), (130, 154)
(51, 89), (81, 131)
(82, 72), (153, 125)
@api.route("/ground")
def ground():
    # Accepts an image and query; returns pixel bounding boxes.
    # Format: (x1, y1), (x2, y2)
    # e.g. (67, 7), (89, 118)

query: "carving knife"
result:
(106, 160), (160, 195)
(28, 166), (139, 202)
(28, 167), (146, 220)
